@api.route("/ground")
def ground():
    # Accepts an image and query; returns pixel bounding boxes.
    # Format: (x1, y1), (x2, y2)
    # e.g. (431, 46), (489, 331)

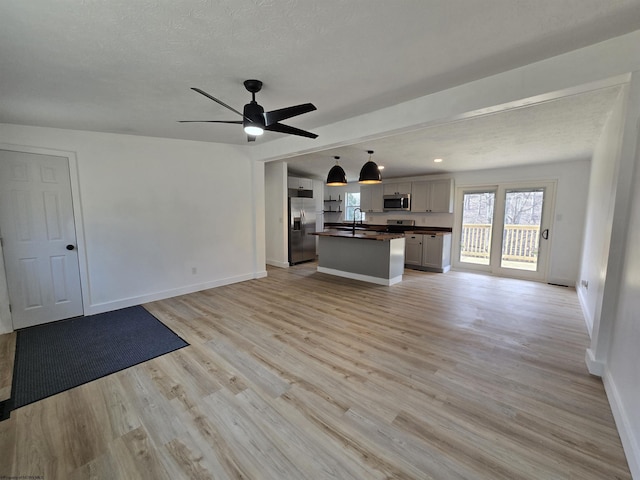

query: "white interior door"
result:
(0, 150), (83, 329)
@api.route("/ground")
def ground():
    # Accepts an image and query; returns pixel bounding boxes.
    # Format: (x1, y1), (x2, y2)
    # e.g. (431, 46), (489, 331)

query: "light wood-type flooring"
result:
(0, 264), (632, 479)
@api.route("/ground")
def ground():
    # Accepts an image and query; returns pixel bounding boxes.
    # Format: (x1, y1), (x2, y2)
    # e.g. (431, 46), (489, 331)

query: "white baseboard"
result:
(266, 259), (290, 268)
(577, 286), (594, 336)
(603, 368), (640, 479)
(317, 266), (402, 286)
(85, 271), (262, 316)
(585, 348), (605, 377)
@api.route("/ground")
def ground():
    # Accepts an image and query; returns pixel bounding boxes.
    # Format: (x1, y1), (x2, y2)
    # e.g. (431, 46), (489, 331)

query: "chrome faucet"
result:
(352, 207), (363, 234)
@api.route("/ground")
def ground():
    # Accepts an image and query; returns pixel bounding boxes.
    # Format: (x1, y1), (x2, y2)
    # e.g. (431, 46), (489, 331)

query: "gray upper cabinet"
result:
(287, 176), (313, 190)
(410, 178), (453, 213)
(360, 184), (384, 212)
(383, 182), (412, 195)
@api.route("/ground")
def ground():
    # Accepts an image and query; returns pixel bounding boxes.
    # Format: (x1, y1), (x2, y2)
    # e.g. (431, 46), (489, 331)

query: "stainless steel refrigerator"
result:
(288, 197), (316, 265)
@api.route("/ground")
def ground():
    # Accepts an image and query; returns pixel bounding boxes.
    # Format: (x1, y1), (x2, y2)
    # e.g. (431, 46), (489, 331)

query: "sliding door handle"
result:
(541, 229), (549, 240)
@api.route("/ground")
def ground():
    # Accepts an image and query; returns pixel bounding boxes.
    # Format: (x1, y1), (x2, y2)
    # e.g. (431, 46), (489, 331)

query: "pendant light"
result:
(326, 156), (347, 186)
(358, 150), (381, 184)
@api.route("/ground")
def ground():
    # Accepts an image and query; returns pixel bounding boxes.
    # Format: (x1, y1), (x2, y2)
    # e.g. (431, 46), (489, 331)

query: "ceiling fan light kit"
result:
(326, 156), (347, 186)
(244, 125), (264, 136)
(242, 80), (265, 136)
(359, 150), (382, 184)
(180, 79), (317, 142)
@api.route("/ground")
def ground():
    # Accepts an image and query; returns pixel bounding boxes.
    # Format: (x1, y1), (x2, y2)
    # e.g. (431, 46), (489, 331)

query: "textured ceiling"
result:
(286, 86), (622, 181)
(1, 1), (638, 178)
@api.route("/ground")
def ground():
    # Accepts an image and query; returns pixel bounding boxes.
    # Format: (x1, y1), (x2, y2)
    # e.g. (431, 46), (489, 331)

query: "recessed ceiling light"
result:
(378, 165), (385, 170)
(434, 158), (443, 163)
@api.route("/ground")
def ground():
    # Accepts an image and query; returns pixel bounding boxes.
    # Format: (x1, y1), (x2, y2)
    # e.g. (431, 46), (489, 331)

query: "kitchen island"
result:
(311, 230), (406, 285)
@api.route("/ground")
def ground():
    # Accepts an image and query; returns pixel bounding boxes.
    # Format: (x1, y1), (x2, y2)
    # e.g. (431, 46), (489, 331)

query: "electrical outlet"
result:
(192, 267), (197, 275)
(581, 279), (588, 289)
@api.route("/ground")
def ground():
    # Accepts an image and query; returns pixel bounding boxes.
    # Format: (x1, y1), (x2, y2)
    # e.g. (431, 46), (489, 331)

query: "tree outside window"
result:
(344, 192), (366, 221)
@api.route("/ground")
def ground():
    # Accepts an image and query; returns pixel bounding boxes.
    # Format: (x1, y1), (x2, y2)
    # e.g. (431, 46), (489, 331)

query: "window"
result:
(344, 192), (365, 221)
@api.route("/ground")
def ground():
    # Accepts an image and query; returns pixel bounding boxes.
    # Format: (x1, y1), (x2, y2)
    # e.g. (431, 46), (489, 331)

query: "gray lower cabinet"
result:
(404, 234), (424, 266)
(404, 233), (451, 273)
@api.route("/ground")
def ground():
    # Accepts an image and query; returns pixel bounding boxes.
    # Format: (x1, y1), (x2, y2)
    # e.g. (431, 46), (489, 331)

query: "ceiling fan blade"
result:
(191, 88), (248, 120)
(247, 135), (256, 142)
(178, 120), (243, 124)
(264, 103), (316, 126)
(265, 122), (318, 139)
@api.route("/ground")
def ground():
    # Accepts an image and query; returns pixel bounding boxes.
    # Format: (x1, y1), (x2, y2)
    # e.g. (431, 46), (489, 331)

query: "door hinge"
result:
(8, 304), (11, 313)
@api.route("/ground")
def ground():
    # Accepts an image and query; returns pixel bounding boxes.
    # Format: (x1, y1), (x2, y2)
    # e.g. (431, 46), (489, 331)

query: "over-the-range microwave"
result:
(383, 193), (411, 211)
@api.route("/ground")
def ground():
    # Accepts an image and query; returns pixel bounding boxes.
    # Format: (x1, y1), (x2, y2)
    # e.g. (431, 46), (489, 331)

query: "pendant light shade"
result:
(326, 156), (347, 186)
(358, 150), (381, 184)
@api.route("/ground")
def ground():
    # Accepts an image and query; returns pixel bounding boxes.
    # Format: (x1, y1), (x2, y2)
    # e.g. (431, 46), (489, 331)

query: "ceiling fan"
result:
(179, 80), (318, 142)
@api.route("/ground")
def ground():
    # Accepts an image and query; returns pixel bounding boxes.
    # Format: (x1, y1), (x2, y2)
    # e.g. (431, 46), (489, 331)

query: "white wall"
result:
(251, 159), (267, 277)
(605, 124), (640, 479)
(0, 124), (264, 330)
(265, 161), (289, 267)
(577, 89), (627, 334)
(592, 73), (640, 478)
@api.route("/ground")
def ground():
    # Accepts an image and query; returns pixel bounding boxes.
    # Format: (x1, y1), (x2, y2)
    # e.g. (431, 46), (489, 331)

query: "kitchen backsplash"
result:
(359, 212), (453, 228)
(322, 203), (454, 228)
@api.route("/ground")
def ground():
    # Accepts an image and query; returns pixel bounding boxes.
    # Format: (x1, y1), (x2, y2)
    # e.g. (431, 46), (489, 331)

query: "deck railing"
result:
(460, 224), (540, 263)
(460, 224), (492, 259)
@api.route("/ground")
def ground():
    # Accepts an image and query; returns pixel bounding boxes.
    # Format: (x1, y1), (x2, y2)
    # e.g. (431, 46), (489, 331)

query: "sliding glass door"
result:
(500, 188), (545, 272)
(459, 190), (495, 267)
(454, 182), (555, 281)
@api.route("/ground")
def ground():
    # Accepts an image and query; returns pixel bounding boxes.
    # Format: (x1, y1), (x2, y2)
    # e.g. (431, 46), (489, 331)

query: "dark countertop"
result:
(311, 230), (405, 241)
(406, 230), (452, 236)
(323, 222), (452, 235)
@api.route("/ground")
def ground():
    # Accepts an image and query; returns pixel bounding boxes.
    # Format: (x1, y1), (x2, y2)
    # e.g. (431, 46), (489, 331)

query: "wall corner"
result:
(585, 348), (604, 377)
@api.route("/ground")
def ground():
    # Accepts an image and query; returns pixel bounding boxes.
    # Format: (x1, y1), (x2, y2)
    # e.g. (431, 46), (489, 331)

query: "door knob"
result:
(66, 244), (75, 250)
